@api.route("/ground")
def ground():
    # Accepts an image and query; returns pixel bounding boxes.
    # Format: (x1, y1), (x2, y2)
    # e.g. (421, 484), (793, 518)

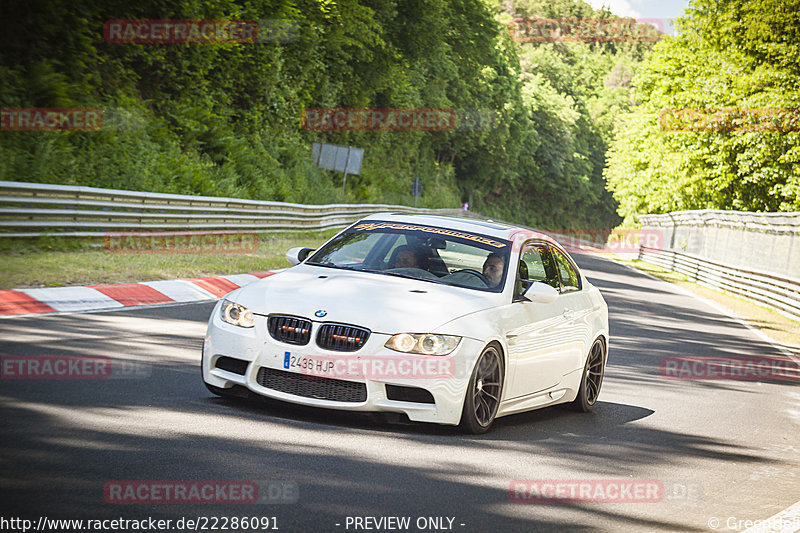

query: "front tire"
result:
(459, 344), (504, 434)
(571, 338), (606, 412)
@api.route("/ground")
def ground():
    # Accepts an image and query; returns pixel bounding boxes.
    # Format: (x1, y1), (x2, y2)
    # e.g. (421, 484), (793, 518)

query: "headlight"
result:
(220, 299), (254, 328)
(385, 334), (461, 355)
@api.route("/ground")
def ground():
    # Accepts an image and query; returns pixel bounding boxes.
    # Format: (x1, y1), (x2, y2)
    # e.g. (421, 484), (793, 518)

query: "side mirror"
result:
(523, 281), (559, 304)
(286, 247), (314, 266)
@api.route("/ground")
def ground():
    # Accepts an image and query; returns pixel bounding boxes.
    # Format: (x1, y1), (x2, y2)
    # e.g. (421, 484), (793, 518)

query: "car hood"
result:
(231, 266), (496, 333)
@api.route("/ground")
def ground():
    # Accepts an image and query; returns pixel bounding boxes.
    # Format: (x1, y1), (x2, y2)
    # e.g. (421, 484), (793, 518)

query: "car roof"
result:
(359, 212), (557, 245)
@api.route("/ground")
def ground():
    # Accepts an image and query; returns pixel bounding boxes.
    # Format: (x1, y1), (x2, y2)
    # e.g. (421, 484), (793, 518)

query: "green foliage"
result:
(605, 0), (800, 221)
(1, 0), (644, 229)
(477, 0), (649, 228)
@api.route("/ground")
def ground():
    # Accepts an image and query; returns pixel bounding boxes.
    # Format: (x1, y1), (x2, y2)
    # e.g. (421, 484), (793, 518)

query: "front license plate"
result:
(283, 352), (335, 375)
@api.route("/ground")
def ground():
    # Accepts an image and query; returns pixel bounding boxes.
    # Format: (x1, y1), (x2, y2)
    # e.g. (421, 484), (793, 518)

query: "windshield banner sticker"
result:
(353, 222), (507, 249)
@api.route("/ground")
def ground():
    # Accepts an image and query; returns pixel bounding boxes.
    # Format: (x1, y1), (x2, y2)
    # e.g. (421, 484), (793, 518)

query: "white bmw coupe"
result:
(202, 213), (609, 433)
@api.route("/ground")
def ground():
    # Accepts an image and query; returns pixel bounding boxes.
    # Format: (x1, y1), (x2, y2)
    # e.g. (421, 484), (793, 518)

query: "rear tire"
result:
(459, 344), (504, 434)
(571, 339), (606, 412)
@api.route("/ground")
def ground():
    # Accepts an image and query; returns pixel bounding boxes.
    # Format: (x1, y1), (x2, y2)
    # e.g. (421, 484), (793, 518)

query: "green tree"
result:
(605, 0), (800, 222)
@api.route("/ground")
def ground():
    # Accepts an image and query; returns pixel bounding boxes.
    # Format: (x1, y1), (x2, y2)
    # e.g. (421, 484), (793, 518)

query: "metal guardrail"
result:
(6, 181), (798, 322)
(638, 246), (800, 322)
(638, 209), (800, 278)
(0, 181), (475, 237)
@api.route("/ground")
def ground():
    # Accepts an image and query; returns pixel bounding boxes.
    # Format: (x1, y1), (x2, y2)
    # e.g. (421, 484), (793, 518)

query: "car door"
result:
(503, 242), (574, 399)
(549, 246), (594, 377)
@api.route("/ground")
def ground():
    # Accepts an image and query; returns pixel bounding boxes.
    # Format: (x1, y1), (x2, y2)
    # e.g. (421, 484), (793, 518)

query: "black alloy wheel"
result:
(460, 344), (503, 434)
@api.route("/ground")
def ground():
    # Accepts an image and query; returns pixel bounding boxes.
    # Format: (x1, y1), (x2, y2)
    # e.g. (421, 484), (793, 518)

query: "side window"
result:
(516, 242), (559, 297)
(540, 248), (559, 289)
(551, 248), (581, 292)
(520, 246), (547, 283)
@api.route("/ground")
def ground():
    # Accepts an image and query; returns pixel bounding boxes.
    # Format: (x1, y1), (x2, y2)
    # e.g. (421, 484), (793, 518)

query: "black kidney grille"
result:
(316, 324), (370, 351)
(256, 367), (367, 403)
(268, 315), (312, 345)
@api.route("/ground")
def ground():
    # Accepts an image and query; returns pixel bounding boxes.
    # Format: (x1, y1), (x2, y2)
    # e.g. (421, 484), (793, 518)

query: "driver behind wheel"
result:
(482, 253), (504, 286)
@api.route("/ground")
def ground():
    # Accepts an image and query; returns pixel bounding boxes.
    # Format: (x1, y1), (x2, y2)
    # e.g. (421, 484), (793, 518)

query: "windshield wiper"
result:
(306, 263), (458, 286)
(359, 268), (415, 279)
(304, 261), (361, 271)
(360, 268), (454, 285)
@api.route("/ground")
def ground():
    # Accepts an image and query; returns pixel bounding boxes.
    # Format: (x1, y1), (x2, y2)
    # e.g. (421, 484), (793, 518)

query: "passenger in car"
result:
(391, 245), (429, 270)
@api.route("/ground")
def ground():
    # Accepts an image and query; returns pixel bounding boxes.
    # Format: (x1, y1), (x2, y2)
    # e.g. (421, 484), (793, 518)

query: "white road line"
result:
(139, 279), (216, 302)
(740, 499), (800, 533)
(0, 299), (218, 319)
(222, 273), (259, 287)
(20, 286), (124, 313)
(597, 254), (800, 533)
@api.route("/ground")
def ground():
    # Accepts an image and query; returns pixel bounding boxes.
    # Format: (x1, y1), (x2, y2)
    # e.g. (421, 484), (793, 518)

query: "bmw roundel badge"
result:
(315, 310), (327, 317)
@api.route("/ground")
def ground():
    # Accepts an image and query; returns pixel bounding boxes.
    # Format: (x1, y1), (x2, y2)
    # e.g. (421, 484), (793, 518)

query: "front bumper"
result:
(202, 302), (483, 426)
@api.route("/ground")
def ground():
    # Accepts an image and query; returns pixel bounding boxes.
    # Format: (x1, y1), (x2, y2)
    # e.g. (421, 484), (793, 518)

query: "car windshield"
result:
(306, 220), (511, 292)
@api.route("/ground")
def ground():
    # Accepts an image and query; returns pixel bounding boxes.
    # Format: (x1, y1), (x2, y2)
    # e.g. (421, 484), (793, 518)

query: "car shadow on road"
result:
(0, 379), (713, 533)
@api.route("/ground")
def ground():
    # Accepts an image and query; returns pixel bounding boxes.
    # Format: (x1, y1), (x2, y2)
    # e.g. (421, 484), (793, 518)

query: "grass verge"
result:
(0, 231), (337, 290)
(613, 256), (800, 353)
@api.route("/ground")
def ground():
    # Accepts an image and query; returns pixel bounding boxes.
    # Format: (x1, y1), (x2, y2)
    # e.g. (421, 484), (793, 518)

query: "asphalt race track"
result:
(1, 253), (798, 532)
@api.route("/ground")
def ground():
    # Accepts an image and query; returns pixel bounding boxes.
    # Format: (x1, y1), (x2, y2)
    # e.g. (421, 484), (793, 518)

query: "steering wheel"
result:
(452, 269), (491, 286)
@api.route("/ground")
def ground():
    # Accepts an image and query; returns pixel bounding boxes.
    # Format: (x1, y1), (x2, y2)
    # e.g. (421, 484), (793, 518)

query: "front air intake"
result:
(256, 367), (367, 403)
(385, 384), (435, 404)
(214, 356), (249, 375)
